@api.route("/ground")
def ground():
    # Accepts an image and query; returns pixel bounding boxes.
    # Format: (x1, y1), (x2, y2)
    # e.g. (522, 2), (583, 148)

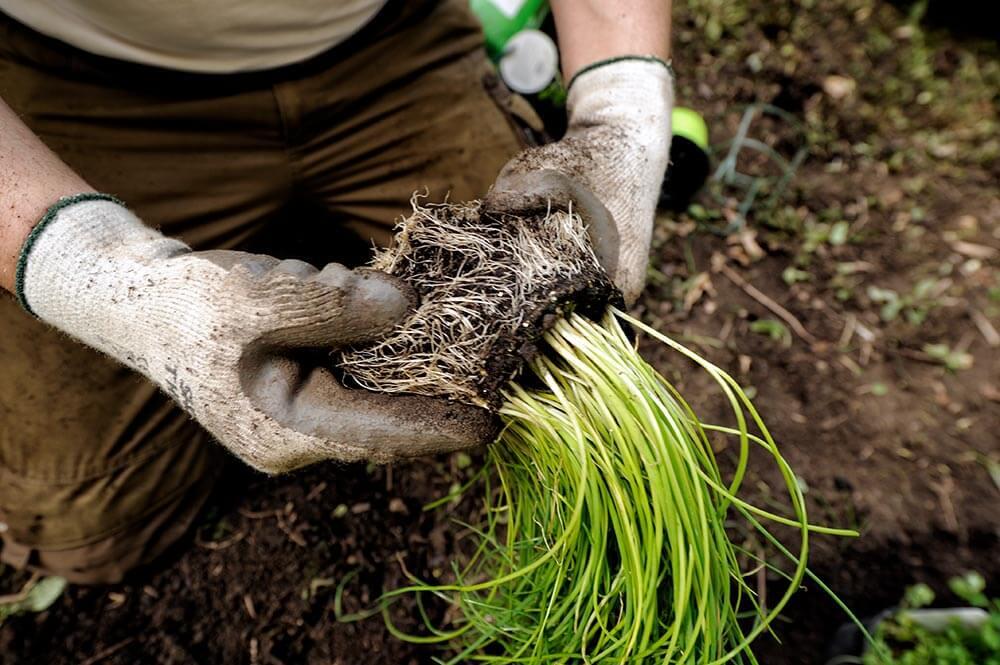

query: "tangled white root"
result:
(338, 197), (609, 408)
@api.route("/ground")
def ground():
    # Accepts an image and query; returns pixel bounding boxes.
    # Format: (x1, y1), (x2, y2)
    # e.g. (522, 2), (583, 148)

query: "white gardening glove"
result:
(16, 194), (497, 474)
(485, 57), (674, 305)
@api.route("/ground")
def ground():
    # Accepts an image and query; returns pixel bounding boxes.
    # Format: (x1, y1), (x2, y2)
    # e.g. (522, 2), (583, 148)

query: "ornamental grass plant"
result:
(340, 200), (857, 663)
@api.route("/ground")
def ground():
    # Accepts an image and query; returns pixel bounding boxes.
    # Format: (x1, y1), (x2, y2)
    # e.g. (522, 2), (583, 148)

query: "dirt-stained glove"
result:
(15, 194), (497, 474)
(486, 57), (674, 305)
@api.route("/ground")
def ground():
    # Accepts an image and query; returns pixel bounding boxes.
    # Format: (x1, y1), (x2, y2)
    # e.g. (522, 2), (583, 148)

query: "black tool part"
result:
(659, 135), (711, 212)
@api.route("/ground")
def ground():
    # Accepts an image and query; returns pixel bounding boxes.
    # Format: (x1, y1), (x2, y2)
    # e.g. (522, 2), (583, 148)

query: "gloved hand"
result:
(485, 57), (674, 305)
(16, 194), (497, 474)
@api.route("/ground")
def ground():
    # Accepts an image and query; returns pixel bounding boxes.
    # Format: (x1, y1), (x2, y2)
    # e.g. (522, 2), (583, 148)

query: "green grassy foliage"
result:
(383, 311), (855, 663)
(864, 574), (1000, 665)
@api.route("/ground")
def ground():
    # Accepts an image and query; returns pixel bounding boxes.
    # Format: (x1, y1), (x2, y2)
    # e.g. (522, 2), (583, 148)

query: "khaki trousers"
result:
(0, 0), (539, 583)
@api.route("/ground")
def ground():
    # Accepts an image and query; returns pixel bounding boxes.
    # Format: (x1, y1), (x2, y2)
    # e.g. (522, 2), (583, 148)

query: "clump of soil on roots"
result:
(338, 198), (618, 409)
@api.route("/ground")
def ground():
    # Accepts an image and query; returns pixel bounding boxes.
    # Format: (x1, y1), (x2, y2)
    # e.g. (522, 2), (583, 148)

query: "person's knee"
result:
(0, 535), (130, 585)
(0, 447), (221, 585)
(2, 483), (214, 585)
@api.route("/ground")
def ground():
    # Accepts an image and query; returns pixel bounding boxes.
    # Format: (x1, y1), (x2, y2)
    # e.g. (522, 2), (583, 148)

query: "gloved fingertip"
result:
(311, 263), (414, 313)
(272, 258), (318, 278)
(355, 268), (416, 310)
(311, 262), (354, 287)
(336, 269), (415, 339)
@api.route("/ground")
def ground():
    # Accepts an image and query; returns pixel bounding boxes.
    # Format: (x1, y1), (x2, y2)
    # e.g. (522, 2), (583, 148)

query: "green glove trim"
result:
(15, 192), (126, 316)
(567, 55), (673, 91)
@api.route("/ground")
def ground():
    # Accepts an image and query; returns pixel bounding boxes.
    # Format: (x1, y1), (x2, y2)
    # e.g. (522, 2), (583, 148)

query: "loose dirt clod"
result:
(338, 197), (617, 408)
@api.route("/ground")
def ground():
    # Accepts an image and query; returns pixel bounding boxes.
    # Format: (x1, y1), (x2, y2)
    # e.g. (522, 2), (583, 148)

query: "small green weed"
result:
(750, 318), (792, 347)
(922, 343), (973, 371)
(863, 573), (1000, 665)
(866, 277), (949, 325)
(0, 576), (67, 624)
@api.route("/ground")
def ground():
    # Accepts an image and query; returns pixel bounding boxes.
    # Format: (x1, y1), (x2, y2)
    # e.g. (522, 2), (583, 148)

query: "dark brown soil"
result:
(3, 0), (998, 663)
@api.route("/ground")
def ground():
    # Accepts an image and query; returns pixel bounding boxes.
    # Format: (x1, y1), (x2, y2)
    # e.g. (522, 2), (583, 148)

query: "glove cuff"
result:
(15, 193), (125, 315)
(565, 57), (674, 140)
(567, 55), (673, 91)
(16, 194), (188, 328)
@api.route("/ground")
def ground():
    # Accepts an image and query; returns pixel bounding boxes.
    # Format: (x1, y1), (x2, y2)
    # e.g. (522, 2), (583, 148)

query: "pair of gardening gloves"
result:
(17, 58), (673, 474)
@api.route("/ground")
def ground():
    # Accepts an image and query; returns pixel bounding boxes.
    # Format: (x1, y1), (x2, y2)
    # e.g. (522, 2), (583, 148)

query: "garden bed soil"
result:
(2, 0), (998, 662)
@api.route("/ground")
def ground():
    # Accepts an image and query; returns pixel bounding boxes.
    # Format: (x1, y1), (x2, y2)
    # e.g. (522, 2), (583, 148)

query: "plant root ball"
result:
(338, 197), (617, 409)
